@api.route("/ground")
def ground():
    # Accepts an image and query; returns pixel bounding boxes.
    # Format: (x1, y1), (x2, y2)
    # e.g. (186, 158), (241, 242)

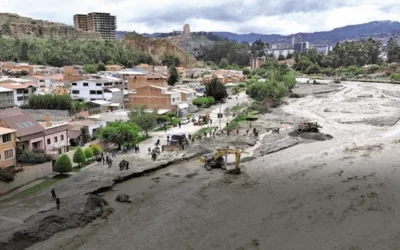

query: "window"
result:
(83, 83), (89, 87)
(17, 89), (23, 94)
(2, 133), (12, 143)
(90, 90), (96, 95)
(4, 149), (14, 159)
(72, 83), (77, 86)
(97, 91), (102, 95)
(47, 138), (51, 145)
(54, 136), (58, 143)
(72, 90), (80, 94)
(17, 96), (24, 101)
(20, 145), (25, 150)
(96, 83), (102, 86)
(61, 135), (64, 141)
(172, 98), (175, 101)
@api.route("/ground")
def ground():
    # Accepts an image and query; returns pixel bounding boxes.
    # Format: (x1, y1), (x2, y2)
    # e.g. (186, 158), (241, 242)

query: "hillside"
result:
(122, 33), (198, 67)
(0, 13), (100, 39)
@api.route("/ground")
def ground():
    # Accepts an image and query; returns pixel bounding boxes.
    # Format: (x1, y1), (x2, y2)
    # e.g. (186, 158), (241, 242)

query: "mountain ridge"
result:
(134, 20), (400, 44)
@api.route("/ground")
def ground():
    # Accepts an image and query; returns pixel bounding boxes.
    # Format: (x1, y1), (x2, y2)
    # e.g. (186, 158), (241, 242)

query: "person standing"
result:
(164, 124), (167, 132)
(179, 122), (181, 128)
(112, 151), (116, 158)
(106, 155), (109, 164)
(56, 198), (60, 210)
(102, 156), (105, 165)
(51, 188), (56, 200)
(148, 147), (151, 155)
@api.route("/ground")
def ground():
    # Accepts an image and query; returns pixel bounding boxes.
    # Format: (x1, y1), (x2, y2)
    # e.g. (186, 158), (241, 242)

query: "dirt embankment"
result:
(0, 196), (113, 250)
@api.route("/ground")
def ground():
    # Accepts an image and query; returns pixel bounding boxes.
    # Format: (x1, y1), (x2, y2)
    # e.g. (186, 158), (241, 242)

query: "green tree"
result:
(84, 64), (98, 73)
(278, 54), (285, 61)
(205, 78), (228, 101)
(128, 107), (157, 136)
(84, 147), (94, 159)
(97, 62), (106, 71)
(162, 55), (180, 67)
(168, 67), (179, 86)
(219, 58), (229, 69)
(73, 147), (86, 167)
(286, 53), (293, 59)
(306, 63), (321, 74)
(20, 41), (29, 62)
(250, 39), (267, 57)
(90, 144), (102, 156)
(54, 154), (72, 175)
(99, 121), (140, 150)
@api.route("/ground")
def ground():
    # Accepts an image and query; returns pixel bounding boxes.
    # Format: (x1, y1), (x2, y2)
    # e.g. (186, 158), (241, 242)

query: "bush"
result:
(73, 147), (86, 167)
(54, 154), (72, 175)
(84, 147), (94, 159)
(16, 149), (52, 164)
(90, 144), (102, 156)
(0, 167), (21, 183)
(192, 97), (216, 106)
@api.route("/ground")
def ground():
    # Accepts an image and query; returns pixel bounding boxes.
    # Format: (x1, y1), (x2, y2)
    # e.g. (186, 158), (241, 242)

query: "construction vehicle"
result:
(200, 147), (248, 173)
(296, 121), (322, 133)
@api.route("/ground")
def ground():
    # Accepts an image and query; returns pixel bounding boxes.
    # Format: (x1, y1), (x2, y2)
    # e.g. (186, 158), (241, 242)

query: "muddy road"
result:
(29, 80), (400, 249)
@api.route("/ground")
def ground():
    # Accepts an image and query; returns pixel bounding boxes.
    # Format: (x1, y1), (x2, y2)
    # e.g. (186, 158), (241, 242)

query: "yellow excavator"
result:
(200, 147), (248, 173)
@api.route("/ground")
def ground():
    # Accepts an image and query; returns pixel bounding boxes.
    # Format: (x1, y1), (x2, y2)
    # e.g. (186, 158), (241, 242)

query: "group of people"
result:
(101, 152), (114, 167)
(123, 145), (140, 153)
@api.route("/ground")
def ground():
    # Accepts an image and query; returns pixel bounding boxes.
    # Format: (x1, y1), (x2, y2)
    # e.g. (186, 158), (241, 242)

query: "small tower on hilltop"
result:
(183, 24), (190, 36)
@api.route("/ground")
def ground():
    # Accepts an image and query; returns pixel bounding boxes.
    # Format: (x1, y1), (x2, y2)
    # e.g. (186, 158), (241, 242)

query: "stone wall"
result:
(20, 109), (71, 121)
(0, 162), (53, 195)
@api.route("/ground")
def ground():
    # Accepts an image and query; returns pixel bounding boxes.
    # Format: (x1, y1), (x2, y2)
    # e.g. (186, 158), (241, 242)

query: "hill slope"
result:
(122, 33), (198, 67)
(0, 13), (100, 39)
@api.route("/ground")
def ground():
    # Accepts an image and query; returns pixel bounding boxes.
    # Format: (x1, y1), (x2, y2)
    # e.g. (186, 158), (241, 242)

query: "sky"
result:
(2, 0), (400, 35)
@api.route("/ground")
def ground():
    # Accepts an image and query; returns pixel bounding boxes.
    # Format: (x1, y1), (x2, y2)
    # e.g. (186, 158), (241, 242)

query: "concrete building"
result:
(73, 14), (88, 31)
(0, 87), (14, 108)
(129, 85), (181, 112)
(250, 57), (265, 70)
(39, 114), (70, 158)
(74, 12), (117, 40)
(0, 79), (38, 106)
(70, 78), (123, 102)
(0, 127), (17, 169)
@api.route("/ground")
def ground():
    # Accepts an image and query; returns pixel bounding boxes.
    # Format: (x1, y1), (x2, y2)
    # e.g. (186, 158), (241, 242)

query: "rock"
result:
(185, 173), (198, 178)
(324, 108), (335, 112)
(116, 194), (132, 203)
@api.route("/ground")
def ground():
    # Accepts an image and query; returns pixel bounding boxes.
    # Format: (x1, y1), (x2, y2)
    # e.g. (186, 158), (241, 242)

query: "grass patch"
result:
(136, 135), (151, 144)
(192, 126), (217, 138)
(72, 158), (96, 171)
(224, 112), (258, 130)
(3, 175), (70, 202)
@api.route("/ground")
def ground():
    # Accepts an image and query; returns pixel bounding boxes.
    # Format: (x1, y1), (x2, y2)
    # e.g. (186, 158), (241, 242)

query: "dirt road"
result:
(29, 80), (400, 249)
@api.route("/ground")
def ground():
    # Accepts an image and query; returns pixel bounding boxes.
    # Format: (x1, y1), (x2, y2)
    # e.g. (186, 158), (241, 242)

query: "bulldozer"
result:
(200, 147), (248, 174)
(296, 121), (322, 133)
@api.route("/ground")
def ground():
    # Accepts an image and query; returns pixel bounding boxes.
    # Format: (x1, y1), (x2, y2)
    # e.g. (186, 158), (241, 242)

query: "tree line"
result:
(0, 38), (154, 67)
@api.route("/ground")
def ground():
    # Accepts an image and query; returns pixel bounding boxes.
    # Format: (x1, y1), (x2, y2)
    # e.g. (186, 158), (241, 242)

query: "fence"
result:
(0, 162), (53, 195)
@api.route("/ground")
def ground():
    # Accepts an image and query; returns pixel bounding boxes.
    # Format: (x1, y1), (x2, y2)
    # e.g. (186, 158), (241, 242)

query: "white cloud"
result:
(1, 0), (400, 34)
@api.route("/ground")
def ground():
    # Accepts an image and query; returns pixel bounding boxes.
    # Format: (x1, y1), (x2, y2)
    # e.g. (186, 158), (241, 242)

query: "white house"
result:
(70, 77), (123, 102)
(0, 78), (38, 106)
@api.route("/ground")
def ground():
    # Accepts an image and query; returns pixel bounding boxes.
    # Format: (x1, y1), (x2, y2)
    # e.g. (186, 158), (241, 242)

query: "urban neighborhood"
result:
(2, 4), (400, 249)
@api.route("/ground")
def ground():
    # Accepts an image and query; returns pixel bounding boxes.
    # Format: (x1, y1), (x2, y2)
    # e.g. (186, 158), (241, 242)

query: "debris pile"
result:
(0, 195), (113, 250)
(116, 194), (132, 203)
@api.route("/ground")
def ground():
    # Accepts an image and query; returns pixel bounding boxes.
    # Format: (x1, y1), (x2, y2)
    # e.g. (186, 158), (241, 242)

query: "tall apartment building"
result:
(73, 14), (88, 31)
(73, 12), (117, 40)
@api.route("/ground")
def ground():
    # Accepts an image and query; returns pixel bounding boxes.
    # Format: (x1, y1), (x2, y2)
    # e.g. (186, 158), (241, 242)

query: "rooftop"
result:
(0, 110), (45, 137)
(0, 86), (13, 93)
(0, 127), (16, 135)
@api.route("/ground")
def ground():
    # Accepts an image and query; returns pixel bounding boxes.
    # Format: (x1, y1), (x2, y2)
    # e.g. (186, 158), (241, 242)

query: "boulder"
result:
(116, 193), (132, 203)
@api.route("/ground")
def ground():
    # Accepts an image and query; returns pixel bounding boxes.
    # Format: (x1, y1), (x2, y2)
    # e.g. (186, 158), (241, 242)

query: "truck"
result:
(297, 121), (322, 133)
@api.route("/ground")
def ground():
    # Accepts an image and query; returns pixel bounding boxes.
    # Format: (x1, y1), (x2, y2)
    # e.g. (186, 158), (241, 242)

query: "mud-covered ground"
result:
(16, 79), (400, 249)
